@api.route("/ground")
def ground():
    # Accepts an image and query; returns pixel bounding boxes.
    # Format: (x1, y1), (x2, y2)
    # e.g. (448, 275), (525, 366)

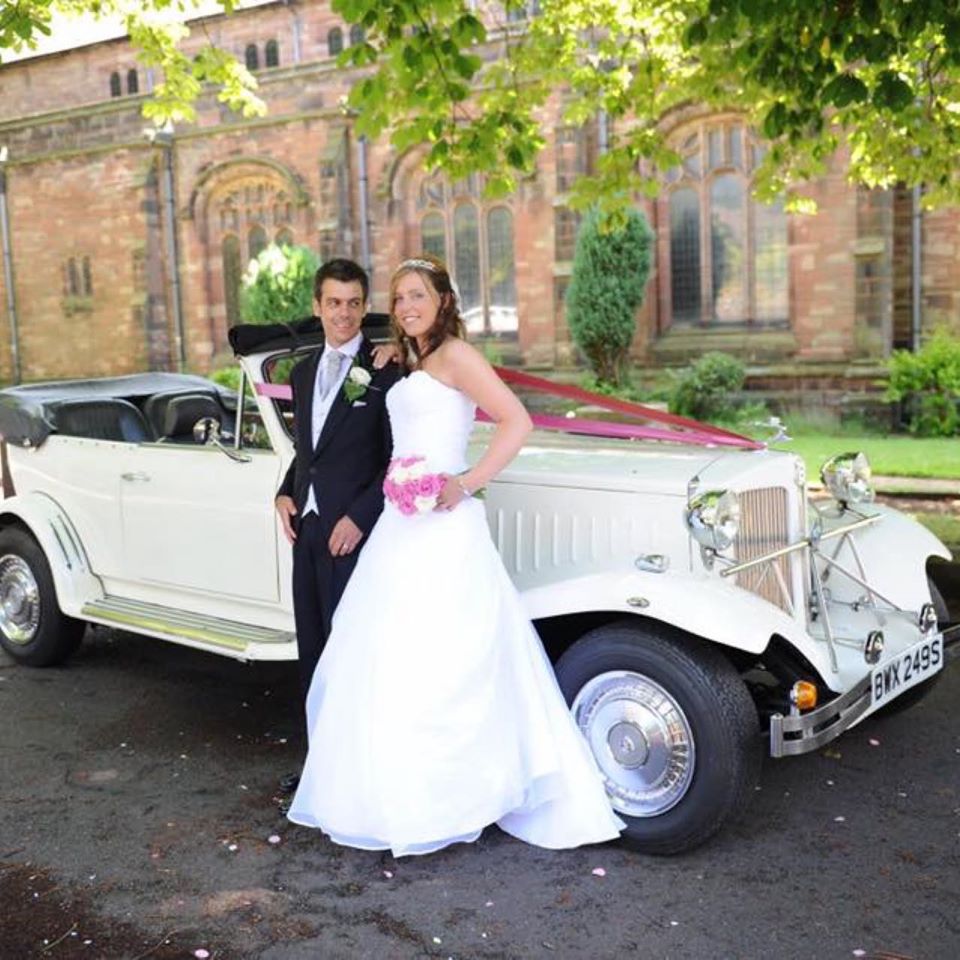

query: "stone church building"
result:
(1, 0), (958, 386)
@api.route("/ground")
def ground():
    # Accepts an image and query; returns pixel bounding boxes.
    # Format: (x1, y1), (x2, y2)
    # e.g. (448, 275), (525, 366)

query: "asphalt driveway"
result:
(1, 611), (958, 959)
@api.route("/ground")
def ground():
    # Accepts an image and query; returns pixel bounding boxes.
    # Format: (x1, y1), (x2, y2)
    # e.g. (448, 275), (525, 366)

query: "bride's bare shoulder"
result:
(435, 337), (487, 370)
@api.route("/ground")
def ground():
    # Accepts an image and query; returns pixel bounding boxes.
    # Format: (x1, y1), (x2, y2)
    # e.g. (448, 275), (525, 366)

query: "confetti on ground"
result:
(432, 936), (442, 945)
(669, 921), (679, 927)
(268, 835), (281, 845)
(834, 816), (846, 822)
(485, 901), (494, 907)
(826, 779), (835, 786)
(852, 951), (866, 957)
(383, 870), (393, 878)
(194, 951), (210, 959)
(228, 843), (238, 851)
(591, 867), (606, 877)
(869, 738), (880, 747)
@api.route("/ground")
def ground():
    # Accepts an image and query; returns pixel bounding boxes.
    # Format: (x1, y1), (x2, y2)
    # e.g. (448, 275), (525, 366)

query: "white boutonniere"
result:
(343, 360), (372, 403)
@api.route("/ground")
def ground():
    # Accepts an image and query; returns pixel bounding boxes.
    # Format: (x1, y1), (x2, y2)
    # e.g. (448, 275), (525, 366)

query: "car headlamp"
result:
(686, 489), (740, 552)
(820, 451), (874, 506)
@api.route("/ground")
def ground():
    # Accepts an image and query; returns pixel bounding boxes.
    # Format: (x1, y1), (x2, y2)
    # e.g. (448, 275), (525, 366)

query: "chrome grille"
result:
(734, 487), (794, 612)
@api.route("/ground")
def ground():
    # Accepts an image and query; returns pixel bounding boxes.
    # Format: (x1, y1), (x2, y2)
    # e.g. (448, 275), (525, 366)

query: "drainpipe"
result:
(911, 183), (922, 352)
(291, 11), (302, 63)
(0, 148), (22, 384)
(150, 126), (186, 371)
(357, 134), (372, 282)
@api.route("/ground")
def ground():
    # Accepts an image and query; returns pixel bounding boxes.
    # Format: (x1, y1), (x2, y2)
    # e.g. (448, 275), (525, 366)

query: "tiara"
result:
(397, 258), (438, 272)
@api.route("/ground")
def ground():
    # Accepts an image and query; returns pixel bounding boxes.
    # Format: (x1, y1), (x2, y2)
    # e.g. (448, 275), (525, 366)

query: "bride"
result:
(287, 254), (624, 855)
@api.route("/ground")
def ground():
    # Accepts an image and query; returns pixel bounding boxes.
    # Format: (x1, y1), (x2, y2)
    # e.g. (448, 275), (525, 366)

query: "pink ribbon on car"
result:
(255, 368), (761, 450)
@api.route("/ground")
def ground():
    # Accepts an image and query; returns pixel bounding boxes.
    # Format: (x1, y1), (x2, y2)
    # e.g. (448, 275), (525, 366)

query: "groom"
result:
(275, 258), (399, 796)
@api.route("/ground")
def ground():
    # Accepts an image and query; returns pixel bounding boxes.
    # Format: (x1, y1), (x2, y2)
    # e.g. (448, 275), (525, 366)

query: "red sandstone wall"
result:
(0, 1), (957, 382)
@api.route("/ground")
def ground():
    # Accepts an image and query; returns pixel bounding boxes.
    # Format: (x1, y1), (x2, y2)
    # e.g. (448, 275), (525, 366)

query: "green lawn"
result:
(770, 434), (960, 480)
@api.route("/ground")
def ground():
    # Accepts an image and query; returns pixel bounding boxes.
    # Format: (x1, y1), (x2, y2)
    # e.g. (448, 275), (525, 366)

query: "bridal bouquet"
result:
(383, 456), (446, 516)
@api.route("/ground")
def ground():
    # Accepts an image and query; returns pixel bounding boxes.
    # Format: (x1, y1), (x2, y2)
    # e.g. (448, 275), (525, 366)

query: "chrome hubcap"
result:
(572, 670), (695, 818)
(0, 554), (40, 644)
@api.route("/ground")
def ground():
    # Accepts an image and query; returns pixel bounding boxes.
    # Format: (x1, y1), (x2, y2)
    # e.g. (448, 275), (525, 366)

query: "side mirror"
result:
(193, 417), (221, 445)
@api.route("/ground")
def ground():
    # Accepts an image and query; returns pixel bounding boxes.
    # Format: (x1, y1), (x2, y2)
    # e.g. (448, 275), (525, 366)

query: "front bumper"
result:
(769, 626), (959, 758)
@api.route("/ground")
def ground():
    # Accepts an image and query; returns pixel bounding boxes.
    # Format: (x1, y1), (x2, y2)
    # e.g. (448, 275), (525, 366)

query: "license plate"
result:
(871, 634), (944, 708)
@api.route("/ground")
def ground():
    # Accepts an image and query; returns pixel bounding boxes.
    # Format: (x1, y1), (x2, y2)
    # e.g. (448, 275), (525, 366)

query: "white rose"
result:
(349, 366), (372, 386)
(414, 495), (436, 514)
(391, 466), (410, 483)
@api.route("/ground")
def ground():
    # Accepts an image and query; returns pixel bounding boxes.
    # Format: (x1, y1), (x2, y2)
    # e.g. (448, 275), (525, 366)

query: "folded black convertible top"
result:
(0, 373), (234, 448)
(228, 313), (391, 356)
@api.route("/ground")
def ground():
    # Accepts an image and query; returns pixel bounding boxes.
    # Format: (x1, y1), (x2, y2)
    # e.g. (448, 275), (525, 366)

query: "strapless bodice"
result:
(386, 371), (476, 474)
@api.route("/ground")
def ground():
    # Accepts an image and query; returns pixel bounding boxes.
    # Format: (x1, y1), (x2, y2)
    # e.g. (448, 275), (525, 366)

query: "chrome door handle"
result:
(121, 472), (151, 482)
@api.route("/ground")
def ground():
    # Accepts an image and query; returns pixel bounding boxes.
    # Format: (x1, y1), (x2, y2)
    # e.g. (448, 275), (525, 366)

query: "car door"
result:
(118, 442), (282, 604)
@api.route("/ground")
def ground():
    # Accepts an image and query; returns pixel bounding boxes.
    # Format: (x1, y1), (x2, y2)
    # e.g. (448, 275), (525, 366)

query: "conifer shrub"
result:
(566, 207), (654, 386)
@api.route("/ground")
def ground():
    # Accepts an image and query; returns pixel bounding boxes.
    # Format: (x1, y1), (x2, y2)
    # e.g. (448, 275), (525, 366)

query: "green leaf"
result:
(684, 19), (708, 47)
(873, 70), (914, 111)
(763, 102), (789, 139)
(822, 73), (869, 108)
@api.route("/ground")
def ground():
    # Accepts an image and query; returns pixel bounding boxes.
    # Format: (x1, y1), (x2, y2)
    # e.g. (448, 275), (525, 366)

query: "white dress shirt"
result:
(302, 332), (363, 518)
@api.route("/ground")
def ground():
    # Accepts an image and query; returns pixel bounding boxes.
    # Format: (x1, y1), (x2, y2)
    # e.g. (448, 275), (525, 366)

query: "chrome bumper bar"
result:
(769, 676), (872, 758)
(770, 626), (959, 758)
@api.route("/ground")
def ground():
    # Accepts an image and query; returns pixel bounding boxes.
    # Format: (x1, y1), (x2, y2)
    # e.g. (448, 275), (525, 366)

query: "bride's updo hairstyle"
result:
(389, 254), (466, 371)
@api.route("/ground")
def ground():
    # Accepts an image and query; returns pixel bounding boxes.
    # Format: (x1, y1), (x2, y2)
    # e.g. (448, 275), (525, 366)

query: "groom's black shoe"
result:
(278, 772), (300, 795)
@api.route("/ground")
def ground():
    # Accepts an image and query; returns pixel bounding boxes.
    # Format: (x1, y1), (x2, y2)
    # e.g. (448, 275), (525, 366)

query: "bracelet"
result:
(455, 475), (472, 498)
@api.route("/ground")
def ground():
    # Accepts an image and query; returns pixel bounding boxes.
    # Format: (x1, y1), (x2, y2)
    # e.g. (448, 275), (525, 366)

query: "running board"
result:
(81, 597), (293, 653)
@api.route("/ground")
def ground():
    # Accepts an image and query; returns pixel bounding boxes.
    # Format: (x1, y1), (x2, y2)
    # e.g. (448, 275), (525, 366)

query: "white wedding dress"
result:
(287, 370), (624, 855)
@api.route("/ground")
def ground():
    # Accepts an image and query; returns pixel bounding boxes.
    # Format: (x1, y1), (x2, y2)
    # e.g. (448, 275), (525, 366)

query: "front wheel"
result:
(555, 621), (760, 855)
(0, 527), (85, 666)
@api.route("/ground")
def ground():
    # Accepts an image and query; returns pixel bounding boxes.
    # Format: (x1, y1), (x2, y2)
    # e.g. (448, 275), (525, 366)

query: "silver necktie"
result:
(320, 350), (344, 400)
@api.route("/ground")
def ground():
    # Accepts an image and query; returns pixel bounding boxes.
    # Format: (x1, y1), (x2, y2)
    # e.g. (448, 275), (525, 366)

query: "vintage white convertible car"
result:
(0, 315), (954, 854)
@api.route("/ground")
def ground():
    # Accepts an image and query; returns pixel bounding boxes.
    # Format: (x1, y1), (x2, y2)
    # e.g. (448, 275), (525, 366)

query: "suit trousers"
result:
(291, 511), (360, 714)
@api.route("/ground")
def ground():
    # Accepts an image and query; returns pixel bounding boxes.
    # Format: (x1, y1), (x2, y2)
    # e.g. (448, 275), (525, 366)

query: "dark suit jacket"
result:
(277, 336), (400, 539)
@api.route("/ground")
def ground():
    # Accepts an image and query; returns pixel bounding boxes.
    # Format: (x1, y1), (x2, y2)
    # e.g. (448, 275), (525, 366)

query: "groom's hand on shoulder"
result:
(276, 495), (298, 544)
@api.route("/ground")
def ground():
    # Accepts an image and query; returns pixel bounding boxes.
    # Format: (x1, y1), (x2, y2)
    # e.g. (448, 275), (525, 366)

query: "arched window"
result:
(486, 208), (516, 334)
(126, 69), (138, 94)
(248, 224), (268, 262)
(453, 203), (481, 326)
(669, 188), (701, 325)
(276, 228), (294, 247)
(328, 28), (343, 56)
(710, 173), (746, 322)
(753, 198), (788, 323)
(349, 24), (365, 46)
(416, 175), (518, 338)
(265, 39), (279, 68)
(67, 258), (80, 296)
(664, 119), (787, 327)
(245, 44), (259, 71)
(222, 235), (242, 328)
(420, 212), (445, 260)
(81, 256), (93, 296)
(109, 72), (121, 97)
